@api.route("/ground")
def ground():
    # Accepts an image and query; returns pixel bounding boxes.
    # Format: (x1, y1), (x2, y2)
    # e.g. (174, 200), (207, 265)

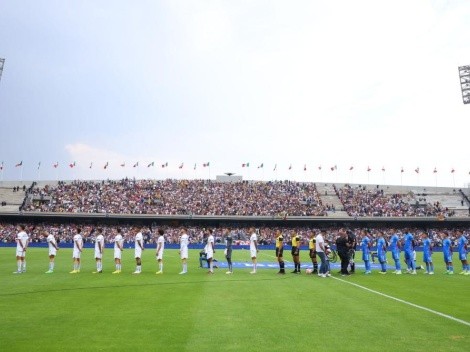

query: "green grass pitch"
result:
(0, 248), (469, 351)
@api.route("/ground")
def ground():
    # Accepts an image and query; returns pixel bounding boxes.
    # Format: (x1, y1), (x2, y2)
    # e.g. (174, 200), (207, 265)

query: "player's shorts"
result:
(114, 249), (121, 260)
(309, 249), (316, 259)
(444, 253), (452, 263)
(378, 253), (386, 263)
(391, 250), (400, 261)
(206, 250), (214, 260)
(362, 253), (370, 261)
(16, 249), (25, 257)
(291, 246), (299, 256)
(94, 250), (102, 259)
(180, 249), (188, 259)
(49, 248), (57, 256)
(459, 251), (467, 261)
(404, 250), (413, 262)
(423, 253), (432, 263)
(73, 249), (81, 259)
(135, 248), (142, 259)
(156, 251), (163, 261)
(250, 249), (257, 258)
(276, 248), (284, 257)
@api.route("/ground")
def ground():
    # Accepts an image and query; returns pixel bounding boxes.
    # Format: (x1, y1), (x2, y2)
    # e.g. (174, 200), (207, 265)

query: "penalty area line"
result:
(331, 276), (470, 328)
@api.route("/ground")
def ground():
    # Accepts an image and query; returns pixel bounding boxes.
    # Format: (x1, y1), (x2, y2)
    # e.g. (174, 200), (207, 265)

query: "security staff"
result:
(347, 230), (357, 274)
(335, 229), (350, 276)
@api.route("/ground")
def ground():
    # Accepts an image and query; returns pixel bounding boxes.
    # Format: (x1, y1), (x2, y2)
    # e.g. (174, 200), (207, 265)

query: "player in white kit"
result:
(70, 228), (83, 274)
(93, 228), (105, 274)
(249, 228), (259, 274)
(156, 229), (165, 274)
(179, 228), (189, 274)
(45, 230), (59, 274)
(133, 227), (145, 274)
(205, 229), (215, 274)
(112, 228), (124, 274)
(14, 224), (29, 274)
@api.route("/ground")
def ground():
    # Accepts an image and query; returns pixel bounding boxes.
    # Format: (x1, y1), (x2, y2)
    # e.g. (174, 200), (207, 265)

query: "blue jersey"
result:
(457, 236), (468, 254)
(423, 238), (432, 261)
(443, 238), (452, 256)
(404, 233), (414, 252)
(361, 237), (370, 259)
(389, 234), (400, 252)
(377, 238), (386, 255)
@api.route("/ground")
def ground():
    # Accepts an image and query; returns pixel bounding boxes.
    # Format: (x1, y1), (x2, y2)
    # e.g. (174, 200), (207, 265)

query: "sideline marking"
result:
(331, 276), (470, 327)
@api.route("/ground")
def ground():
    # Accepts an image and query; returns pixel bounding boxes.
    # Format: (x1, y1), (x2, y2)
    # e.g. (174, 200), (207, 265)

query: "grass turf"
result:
(0, 248), (469, 351)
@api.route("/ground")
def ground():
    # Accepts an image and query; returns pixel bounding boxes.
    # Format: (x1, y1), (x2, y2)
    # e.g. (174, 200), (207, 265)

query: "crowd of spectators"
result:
(1, 222), (468, 248)
(334, 184), (455, 217)
(22, 179), (327, 216)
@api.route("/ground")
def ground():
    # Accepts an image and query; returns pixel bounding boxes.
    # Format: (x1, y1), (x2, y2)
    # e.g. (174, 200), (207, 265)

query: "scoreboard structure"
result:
(459, 65), (470, 104)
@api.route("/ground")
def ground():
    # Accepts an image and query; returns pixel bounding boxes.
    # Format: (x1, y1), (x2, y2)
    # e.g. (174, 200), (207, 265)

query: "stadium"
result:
(2, 1), (470, 351)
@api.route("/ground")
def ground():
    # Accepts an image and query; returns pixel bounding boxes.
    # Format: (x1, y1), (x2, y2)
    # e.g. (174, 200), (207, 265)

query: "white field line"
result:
(331, 276), (470, 328)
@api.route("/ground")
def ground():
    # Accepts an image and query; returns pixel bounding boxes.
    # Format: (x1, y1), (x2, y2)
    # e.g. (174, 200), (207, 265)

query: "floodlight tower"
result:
(0, 58), (4, 83)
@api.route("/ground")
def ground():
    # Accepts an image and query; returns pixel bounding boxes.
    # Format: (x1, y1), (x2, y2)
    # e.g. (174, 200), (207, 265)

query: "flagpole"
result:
(453, 173), (456, 188)
(20, 165), (23, 183)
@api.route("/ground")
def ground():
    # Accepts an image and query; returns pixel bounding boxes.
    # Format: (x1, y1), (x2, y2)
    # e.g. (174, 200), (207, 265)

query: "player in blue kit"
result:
(377, 233), (387, 274)
(389, 231), (402, 274)
(403, 232), (416, 275)
(456, 231), (469, 275)
(442, 232), (454, 275)
(421, 232), (434, 275)
(361, 233), (371, 274)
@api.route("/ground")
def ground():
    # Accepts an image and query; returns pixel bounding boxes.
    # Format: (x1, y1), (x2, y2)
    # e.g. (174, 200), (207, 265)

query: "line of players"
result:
(13, 225), (469, 276)
(13, 225), (260, 275)
(360, 230), (470, 275)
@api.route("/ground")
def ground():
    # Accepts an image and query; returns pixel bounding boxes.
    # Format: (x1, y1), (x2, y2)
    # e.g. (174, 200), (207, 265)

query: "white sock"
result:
(183, 263), (187, 272)
(159, 262), (163, 272)
(17, 260), (21, 272)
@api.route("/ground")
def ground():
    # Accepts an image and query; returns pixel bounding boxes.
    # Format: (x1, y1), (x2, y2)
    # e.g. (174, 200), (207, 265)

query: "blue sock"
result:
(381, 262), (386, 272)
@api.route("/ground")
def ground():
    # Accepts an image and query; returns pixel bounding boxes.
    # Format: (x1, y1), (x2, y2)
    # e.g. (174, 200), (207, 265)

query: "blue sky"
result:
(0, 0), (469, 188)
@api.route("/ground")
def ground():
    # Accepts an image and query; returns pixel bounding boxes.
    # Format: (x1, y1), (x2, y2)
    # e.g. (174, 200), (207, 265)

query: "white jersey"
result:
(180, 233), (189, 251)
(315, 234), (325, 252)
(249, 233), (257, 251)
(95, 234), (104, 258)
(114, 234), (123, 250)
(135, 232), (143, 258)
(180, 233), (189, 259)
(114, 234), (123, 259)
(205, 235), (214, 258)
(73, 234), (83, 258)
(47, 234), (57, 256)
(157, 236), (165, 255)
(73, 234), (83, 251)
(95, 234), (104, 251)
(16, 231), (29, 256)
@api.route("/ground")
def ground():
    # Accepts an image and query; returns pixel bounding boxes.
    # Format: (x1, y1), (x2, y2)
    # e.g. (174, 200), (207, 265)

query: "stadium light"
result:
(0, 58), (4, 82)
(458, 65), (470, 104)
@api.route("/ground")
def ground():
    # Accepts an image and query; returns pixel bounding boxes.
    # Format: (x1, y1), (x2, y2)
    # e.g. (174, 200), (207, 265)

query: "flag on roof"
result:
(54, 162), (59, 168)
(147, 162), (154, 168)
(104, 162), (109, 169)
(179, 163), (184, 169)
(69, 161), (76, 168)
(203, 162), (210, 167)
(15, 161), (22, 167)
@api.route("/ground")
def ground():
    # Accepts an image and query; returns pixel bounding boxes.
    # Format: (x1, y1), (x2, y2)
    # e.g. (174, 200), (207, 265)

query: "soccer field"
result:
(0, 248), (469, 352)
